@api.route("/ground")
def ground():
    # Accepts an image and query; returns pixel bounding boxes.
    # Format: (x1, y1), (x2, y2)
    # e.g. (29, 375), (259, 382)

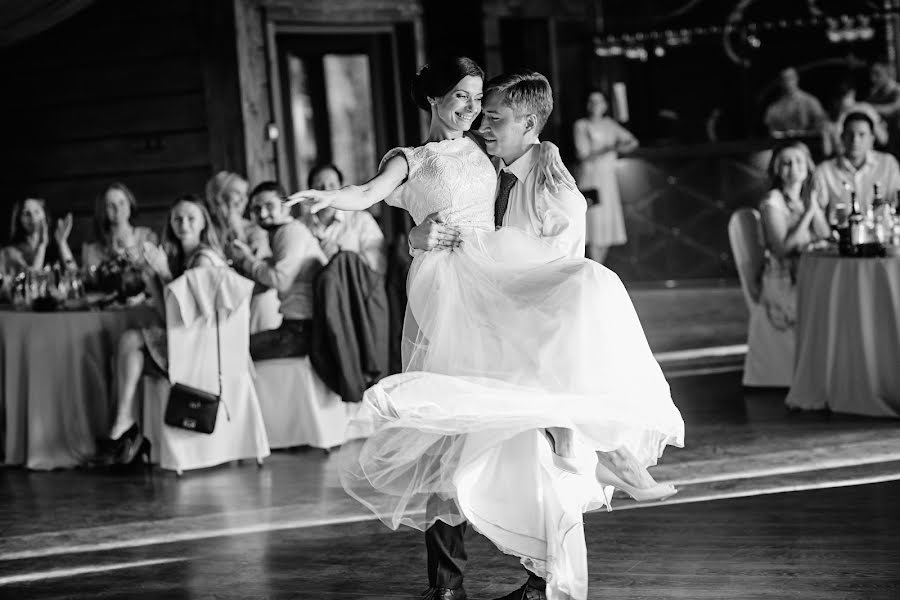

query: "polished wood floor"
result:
(3, 286), (898, 599)
(2, 369), (899, 599)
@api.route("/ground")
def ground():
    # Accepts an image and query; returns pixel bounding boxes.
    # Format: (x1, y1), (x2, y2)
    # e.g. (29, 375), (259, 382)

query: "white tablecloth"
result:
(786, 253), (900, 417)
(1, 306), (157, 469)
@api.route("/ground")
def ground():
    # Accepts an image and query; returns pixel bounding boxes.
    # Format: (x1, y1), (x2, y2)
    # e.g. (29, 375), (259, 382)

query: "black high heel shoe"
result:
(117, 433), (150, 466)
(87, 423), (140, 468)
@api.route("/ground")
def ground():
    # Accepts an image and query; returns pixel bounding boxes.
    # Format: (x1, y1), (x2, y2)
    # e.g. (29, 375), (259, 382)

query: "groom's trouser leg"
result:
(524, 569), (546, 590)
(425, 520), (467, 588)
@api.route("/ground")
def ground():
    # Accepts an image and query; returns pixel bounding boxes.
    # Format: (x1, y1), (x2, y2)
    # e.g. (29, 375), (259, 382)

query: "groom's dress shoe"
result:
(491, 581), (546, 600)
(421, 587), (467, 600)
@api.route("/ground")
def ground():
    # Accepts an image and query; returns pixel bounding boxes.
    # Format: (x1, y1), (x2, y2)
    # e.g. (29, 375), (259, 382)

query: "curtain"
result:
(0, 0), (94, 48)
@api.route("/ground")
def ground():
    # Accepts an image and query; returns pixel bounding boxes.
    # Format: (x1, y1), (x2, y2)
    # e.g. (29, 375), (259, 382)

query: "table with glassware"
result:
(785, 251), (900, 417)
(0, 265), (158, 469)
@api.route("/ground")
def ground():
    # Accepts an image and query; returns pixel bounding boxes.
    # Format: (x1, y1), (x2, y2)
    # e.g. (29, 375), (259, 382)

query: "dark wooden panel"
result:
(2, 21), (202, 75)
(7, 93), (207, 143)
(0, 17), (203, 74)
(235, 0), (276, 183)
(4, 57), (204, 109)
(201, 0), (245, 173)
(5, 167), (212, 213)
(3, 131), (210, 181)
(263, 0), (422, 22)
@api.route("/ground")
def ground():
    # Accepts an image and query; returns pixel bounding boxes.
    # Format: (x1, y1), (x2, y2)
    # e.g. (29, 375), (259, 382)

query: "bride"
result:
(289, 57), (684, 600)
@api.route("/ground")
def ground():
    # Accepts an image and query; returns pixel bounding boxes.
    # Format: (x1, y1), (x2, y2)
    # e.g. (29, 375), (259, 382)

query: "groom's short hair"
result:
(484, 70), (553, 134)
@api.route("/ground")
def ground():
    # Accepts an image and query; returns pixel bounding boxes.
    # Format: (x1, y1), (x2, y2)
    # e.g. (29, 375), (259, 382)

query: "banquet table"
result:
(0, 305), (158, 469)
(785, 252), (900, 417)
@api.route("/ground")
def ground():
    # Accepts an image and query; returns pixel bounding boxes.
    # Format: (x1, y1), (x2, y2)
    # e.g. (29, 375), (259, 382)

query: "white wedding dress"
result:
(339, 135), (685, 600)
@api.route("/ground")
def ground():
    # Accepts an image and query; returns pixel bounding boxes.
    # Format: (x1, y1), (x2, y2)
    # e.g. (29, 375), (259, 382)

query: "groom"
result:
(410, 70), (587, 600)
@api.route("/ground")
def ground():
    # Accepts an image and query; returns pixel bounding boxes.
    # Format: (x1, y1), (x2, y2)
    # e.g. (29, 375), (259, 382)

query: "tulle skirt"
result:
(339, 227), (684, 600)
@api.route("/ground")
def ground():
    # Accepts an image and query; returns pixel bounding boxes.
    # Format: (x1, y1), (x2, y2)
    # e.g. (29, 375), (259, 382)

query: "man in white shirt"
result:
(301, 163), (387, 274)
(764, 67), (826, 137)
(409, 70), (585, 600)
(231, 181), (327, 360)
(813, 110), (900, 214)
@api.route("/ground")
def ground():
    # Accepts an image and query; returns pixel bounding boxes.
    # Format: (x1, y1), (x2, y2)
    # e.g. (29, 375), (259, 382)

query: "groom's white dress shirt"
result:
(495, 143), (588, 259)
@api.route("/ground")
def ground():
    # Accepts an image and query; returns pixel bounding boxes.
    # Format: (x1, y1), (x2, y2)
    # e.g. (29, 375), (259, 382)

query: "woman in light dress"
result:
(573, 90), (638, 263)
(758, 141), (830, 329)
(290, 58), (683, 600)
(81, 183), (159, 270)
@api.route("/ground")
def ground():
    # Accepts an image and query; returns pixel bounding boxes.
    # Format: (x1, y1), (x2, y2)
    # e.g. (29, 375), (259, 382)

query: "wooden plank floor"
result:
(2, 369), (899, 598)
(1, 481), (898, 599)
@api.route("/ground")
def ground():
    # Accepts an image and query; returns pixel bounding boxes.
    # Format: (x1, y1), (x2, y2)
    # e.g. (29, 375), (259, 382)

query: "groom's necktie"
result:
(494, 170), (517, 229)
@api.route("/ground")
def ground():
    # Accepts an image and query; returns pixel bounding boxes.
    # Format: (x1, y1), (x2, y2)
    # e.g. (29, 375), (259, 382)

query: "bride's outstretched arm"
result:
(285, 154), (409, 213)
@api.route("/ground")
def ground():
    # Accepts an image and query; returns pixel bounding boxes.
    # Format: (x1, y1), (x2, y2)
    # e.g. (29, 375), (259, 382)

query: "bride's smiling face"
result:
(430, 75), (483, 131)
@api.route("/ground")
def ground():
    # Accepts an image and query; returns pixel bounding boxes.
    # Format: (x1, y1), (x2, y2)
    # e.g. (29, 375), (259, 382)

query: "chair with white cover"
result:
(142, 267), (271, 473)
(253, 357), (355, 450)
(728, 208), (795, 387)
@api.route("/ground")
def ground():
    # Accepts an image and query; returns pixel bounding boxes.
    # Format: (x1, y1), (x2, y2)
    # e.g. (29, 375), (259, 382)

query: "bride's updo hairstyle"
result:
(411, 56), (485, 111)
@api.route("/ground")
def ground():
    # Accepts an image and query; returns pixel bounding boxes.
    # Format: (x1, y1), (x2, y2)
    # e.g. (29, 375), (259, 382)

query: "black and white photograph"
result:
(0, 1), (898, 598)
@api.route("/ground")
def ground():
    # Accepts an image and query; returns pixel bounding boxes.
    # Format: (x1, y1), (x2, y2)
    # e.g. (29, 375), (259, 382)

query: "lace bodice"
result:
(382, 136), (496, 230)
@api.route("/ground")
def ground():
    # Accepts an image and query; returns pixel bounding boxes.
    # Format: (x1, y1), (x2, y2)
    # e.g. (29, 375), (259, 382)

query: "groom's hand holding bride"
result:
(409, 212), (461, 251)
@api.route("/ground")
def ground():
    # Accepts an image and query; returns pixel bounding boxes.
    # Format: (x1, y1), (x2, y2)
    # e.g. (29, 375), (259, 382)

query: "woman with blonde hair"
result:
(758, 141), (831, 329)
(205, 171), (280, 332)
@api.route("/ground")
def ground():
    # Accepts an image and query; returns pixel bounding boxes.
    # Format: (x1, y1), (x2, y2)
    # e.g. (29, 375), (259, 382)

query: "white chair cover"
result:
(253, 357), (357, 449)
(143, 267), (271, 472)
(249, 288), (282, 334)
(728, 208), (794, 387)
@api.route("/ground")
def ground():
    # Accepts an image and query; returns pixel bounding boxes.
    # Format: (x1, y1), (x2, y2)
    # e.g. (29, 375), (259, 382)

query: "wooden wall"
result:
(482, 0), (593, 161)
(0, 0), (247, 251)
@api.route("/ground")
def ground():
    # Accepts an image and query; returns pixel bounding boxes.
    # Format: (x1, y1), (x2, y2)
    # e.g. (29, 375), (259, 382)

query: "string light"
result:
(594, 10), (895, 61)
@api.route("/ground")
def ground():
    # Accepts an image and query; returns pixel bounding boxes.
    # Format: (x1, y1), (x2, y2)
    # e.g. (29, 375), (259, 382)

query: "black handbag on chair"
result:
(164, 294), (229, 434)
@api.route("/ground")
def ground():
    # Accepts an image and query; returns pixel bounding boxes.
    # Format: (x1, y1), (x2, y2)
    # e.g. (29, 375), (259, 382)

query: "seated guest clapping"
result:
(0, 198), (76, 275)
(758, 142), (830, 329)
(91, 195), (227, 465)
(301, 164), (386, 273)
(230, 181), (326, 361)
(813, 111), (900, 214)
(205, 171), (269, 262)
(82, 182), (159, 270)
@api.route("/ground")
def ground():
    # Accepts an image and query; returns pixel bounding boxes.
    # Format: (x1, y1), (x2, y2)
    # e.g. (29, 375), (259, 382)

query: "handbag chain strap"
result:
(213, 271), (230, 420)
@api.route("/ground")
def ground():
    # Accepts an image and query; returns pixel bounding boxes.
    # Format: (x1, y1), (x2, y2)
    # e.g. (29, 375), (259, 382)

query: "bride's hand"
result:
(537, 141), (577, 193)
(284, 189), (333, 214)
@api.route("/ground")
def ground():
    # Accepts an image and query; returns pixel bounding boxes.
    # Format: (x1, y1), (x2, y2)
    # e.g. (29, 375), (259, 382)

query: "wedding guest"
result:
(0, 198), (76, 275)
(204, 171), (269, 260)
(764, 67), (827, 137)
(206, 171), (281, 332)
(230, 181), (326, 361)
(300, 163), (386, 273)
(758, 141), (831, 329)
(867, 61), (900, 154)
(812, 111), (900, 214)
(822, 85), (887, 157)
(91, 195), (226, 466)
(81, 183), (159, 270)
(573, 90), (638, 263)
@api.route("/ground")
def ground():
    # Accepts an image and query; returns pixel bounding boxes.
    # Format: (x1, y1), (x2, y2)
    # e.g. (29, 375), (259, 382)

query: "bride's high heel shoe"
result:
(542, 429), (581, 475)
(594, 450), (677, 502)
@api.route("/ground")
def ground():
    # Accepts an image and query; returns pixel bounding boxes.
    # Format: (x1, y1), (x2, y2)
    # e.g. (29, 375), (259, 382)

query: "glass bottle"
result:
(848, 190), (865, 249)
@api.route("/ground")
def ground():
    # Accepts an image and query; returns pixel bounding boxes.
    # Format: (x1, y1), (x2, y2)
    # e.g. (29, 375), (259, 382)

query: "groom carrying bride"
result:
(410, 70), (586, 600)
